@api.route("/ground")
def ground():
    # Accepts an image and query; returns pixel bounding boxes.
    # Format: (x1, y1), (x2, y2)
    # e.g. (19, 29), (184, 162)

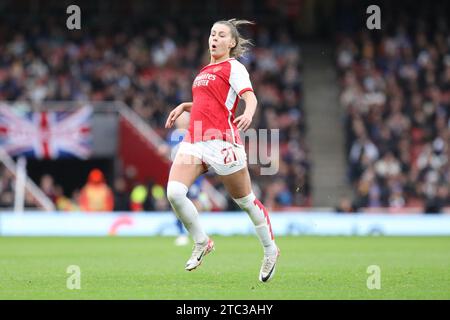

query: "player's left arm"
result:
(233, 91), (257, 131)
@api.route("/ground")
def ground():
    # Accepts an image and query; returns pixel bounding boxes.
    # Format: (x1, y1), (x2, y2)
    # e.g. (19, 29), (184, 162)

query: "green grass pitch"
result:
(0, 236), (449, 299)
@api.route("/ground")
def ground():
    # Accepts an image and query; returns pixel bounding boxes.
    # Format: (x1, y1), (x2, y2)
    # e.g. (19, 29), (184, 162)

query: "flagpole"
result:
(14, 157), (27, 214)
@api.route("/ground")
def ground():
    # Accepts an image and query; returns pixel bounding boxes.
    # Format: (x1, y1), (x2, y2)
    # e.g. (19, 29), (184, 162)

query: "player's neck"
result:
(210, 54), (231, 64)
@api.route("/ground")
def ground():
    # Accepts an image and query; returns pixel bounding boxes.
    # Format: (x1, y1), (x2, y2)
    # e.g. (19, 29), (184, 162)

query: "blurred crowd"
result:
(336, 18), (450, 213)
(0, 17), (310, 211)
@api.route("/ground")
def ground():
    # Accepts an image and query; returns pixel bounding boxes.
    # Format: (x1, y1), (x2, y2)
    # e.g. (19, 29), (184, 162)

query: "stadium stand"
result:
(336, 2), (450, 213)
(0, 7), (310, 211)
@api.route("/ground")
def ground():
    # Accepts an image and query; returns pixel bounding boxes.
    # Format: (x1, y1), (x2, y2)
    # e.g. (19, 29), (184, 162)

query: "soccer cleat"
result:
(259, 247), (280, 282)
(185, 238), (214, 271)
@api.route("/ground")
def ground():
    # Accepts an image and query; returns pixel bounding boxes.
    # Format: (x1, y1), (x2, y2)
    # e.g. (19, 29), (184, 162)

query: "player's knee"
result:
(167, 181), (189, 205)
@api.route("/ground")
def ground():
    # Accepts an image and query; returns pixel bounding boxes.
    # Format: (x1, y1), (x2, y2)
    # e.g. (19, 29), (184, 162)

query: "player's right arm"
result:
(165, 102), (192, 128)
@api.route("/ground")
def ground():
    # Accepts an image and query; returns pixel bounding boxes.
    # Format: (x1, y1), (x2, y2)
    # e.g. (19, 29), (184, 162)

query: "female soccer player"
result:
(165, 19), (279, 282)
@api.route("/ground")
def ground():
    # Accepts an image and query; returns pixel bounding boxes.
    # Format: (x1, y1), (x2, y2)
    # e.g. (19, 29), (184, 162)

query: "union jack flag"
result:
(0, 105), (93, 159)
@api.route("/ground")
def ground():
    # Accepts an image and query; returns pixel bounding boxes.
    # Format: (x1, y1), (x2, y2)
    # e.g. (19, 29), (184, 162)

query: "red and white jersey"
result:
(183, 58), (253, 145)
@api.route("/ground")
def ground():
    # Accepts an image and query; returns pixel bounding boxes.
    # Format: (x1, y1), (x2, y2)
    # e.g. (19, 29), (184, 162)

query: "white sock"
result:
(167, 181), (208, 244)
(233, 192), (277, 256)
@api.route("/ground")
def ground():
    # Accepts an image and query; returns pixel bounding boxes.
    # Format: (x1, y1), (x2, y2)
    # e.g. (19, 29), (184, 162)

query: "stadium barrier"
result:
(1, 212), (450, 236)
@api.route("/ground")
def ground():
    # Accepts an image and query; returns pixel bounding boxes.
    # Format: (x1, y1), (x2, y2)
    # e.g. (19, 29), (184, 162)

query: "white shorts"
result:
(177, 140), (247, 176)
